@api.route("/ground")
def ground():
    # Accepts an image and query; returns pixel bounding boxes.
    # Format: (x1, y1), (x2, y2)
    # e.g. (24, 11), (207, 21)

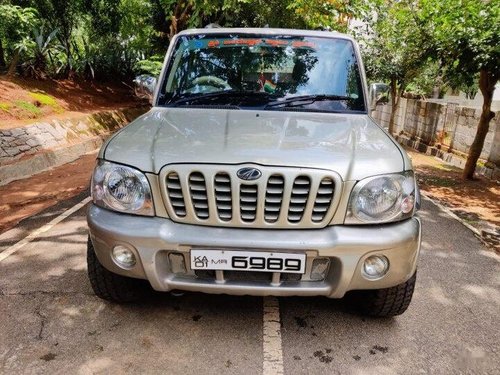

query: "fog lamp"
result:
(112, 245), (136, 268)
(362, 255), (389, 279)
(310, 258), (330, 281)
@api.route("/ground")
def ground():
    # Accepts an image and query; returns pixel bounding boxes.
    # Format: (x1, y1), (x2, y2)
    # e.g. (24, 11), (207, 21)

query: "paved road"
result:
(1, 193), (498, 374)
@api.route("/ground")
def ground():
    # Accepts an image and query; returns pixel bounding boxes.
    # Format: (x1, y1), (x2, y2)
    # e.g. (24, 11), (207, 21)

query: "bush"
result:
(134, 55), (164, 77)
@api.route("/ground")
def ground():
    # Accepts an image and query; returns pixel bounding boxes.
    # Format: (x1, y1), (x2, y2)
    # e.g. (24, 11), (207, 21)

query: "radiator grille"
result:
(162, 165), (340, 228)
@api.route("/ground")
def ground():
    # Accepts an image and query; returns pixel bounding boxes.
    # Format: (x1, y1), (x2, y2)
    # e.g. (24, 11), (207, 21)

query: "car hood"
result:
(103, 107), (405, 181)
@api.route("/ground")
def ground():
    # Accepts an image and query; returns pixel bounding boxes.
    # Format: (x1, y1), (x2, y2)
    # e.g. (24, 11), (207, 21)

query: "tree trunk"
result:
(462, 69), (497, 180)
(388, 78), (401, 135)
(6, 49), (20, 76)
(168, 2), (193, 40)
(0, 39), (6, 70)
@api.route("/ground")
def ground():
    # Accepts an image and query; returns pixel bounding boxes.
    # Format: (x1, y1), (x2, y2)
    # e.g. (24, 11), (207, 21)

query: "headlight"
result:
(91, 160), (154, 216)
(346, 171), (416, 224)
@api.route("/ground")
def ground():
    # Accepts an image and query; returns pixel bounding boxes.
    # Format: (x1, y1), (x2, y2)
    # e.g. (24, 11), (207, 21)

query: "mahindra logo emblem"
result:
(237, 167), (262, 181)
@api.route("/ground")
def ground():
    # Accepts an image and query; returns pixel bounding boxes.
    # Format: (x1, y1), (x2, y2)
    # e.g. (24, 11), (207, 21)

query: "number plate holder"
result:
(190, 250), (306, 274)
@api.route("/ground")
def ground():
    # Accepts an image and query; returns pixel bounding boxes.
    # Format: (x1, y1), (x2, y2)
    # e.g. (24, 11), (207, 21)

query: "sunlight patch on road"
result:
(0, 197), (91, 262)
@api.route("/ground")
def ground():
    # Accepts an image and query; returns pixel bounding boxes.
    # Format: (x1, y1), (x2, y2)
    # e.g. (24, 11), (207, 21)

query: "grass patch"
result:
(14, 100), (42, 117)
(431, 162), (462, 173)
(0, 102), (11, 112)
(434, 164), (453, 171)
(29, 92), (58, 106)
(28, 92), (64, 113)
(422, 176), (457, 187)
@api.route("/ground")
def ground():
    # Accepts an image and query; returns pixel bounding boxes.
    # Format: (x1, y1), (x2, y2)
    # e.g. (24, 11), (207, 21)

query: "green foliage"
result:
(0, 4), (39, 67)
(359, 0), (432, 133)
(0, 0), (370, 79)
(417, 0), (500, 179)
(27, 0), (84, 74)
(0, 5), (39, 43)
(28, 92), (58, 106)
(135, 55), (164, 76)
(14, 100), (42, 116)
(287, 0), (369, 32)
(405, 61), (443, 98)
(3, 0), (493, 99)
(15, 27), (60, 77)
(0, 102), (11, 112)
(447, 73), (479, 100)
(29, 92), (64, 112)
(419, 0), (500, 84)
(360, 1), (430, 87)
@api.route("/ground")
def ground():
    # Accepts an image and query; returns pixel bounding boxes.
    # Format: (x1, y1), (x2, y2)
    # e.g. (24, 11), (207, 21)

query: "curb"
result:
(421, 191), (499, 252)
(0, 135), (105, 186)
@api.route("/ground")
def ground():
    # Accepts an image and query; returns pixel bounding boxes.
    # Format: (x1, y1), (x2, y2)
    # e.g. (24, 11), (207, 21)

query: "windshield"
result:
(159, 33), (366, 113)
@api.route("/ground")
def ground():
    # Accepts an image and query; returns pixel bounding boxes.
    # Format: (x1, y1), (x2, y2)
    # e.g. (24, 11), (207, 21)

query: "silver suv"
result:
(87, 28), (421, 317)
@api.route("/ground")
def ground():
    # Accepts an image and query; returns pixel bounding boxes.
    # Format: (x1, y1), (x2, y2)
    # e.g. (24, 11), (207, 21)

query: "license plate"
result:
(190, 250), (306, 274)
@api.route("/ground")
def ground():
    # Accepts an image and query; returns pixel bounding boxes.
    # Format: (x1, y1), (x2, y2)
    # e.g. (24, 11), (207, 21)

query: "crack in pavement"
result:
(34, 306), (47, 341)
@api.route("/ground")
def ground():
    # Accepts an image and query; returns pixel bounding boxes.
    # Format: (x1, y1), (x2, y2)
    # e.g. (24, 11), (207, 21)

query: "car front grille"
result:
(160, 164), (342, 228)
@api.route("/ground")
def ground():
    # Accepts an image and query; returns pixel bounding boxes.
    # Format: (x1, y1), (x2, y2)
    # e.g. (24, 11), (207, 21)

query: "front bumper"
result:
(87, 204), (421, 298)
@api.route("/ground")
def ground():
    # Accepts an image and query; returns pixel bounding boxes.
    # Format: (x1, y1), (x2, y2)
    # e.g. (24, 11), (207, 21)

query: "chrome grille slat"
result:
(264, 174), (284, 223)
(188, 172), (209, 220)
(166, 172), (186, 217)
(311, 177), (335, 222)
(163, 165), (340, 228)
(240, 196), (258, 203)
(214, 172), (232, 221)
(288, 175), (311, 223)
(240, 184), (257, 222)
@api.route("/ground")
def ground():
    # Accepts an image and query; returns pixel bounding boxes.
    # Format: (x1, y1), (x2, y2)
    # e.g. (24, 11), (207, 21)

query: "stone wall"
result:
(372, 98), (500, 170)
(0, 107), (148, 166)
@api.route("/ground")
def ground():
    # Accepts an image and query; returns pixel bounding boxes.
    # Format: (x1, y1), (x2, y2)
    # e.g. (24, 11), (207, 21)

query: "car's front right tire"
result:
(87, 236), (152, 303)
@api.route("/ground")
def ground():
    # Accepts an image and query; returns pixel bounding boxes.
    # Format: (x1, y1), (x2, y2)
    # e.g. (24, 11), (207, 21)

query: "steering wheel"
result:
(188, 76), (232, 91)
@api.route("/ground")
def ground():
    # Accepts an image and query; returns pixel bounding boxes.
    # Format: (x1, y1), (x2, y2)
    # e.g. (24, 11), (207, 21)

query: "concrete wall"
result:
(372, 98), (500, 169)
(0, 107), (148, 167)
(442, 82), (500, 111)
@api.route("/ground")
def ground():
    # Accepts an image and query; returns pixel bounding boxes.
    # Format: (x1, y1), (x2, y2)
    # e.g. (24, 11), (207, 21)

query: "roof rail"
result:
(205, 23), (221, 29)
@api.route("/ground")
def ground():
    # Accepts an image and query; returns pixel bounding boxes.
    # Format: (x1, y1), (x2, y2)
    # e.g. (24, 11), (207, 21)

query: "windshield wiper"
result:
(264, 94), (352, 109)
(168, 90), (278, 106)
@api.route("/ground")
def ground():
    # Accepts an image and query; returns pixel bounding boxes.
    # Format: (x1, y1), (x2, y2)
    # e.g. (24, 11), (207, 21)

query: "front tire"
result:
(348, 272), (417, 317)
(87, 236), (151, 303)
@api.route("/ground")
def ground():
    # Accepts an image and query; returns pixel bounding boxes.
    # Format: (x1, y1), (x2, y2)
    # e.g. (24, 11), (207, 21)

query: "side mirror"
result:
(369, 83), (389, 111)
(133, 75), (157, 105)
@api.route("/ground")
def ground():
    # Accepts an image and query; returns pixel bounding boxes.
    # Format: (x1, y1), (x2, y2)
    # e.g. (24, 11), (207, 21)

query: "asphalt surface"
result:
(0, 194), (499, 374)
